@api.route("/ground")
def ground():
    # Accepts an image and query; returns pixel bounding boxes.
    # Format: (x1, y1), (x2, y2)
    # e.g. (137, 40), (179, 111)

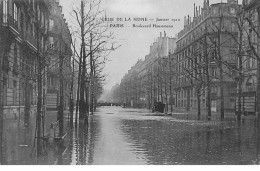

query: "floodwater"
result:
(1, 106), (260, 165)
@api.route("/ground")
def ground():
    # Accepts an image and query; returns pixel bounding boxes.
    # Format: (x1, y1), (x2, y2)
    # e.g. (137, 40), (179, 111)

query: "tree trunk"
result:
(79, 0), (87, 120)
(217, 27), (225, 120)
(90, 33), (94, 115)
(237, 27), (243, 121)
(169, 54), (173, 113)
(255, 7), (260, 121)
(85, 83), (89, 115)
(164, 75), (168, 113)
(36, 3), (43, 155)
(24, 76), (31, 125)
(75, 46), (83, 126)
(197, 85), (201, 120)
(36, 35), (43, 157)
(58, 53), (64, 137)
(69, 58), (75, 125)
(187, 89), (190, 111)
(256, 62), (260, 120)
(0, 28), (4, 165)
(204, 34), (211, 120)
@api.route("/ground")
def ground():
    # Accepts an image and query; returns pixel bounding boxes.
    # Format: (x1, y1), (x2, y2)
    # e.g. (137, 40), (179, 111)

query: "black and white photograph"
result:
(0, 0), (260, 166)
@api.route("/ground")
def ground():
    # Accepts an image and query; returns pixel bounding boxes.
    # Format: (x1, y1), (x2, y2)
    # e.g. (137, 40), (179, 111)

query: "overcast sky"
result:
(59, 0), (242, 90)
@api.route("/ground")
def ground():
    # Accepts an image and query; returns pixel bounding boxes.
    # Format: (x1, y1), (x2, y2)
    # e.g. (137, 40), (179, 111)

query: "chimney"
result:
(194, 3), (196, 19)
(196, 6), (198, 18)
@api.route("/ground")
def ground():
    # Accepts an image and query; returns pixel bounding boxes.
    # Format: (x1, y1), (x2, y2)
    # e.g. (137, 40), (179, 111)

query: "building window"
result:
(230, 7), (235, 14)
(49, 19), (54, 30)
(246, 77), (255, 92)
(37, 5), (40, 21)
(41, 36), (44, 51)
(13, 80), (17, 105)
(212, 68), (217, 78)
(13, 43), (18, 72)
(3, 77), (7, 106)
(8, 76), (13, 88)
(211, 86), (218, 94)
(49, 37), (54, 49)
(249, 57), (253, 68)
(231, 22), (236, 32)
(13, 3), (18, 22)
(3, 0), (8, 23)
(41, 11), (45, 26)
(213, 7), (218, 15)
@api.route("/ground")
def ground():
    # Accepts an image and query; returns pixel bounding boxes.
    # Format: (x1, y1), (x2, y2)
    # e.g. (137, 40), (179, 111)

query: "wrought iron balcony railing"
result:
(3, 14), (20, 34)
(21, 32), (37, 50)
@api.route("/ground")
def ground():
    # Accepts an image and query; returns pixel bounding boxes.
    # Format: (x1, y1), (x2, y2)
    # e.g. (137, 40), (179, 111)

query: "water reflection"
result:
(2, 107), (260, 165)
(118, 111), (260, 165)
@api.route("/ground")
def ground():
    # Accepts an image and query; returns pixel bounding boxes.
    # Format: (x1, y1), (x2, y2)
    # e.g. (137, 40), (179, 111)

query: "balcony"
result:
(21, 32), (37, 50)
(3, 14), (20, 35)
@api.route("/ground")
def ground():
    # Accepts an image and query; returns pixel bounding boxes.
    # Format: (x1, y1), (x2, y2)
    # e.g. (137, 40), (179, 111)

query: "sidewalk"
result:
(165, 108), (257, 122)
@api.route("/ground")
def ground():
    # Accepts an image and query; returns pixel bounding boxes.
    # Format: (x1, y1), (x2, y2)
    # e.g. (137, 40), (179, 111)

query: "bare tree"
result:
(70, 0), (118, 122)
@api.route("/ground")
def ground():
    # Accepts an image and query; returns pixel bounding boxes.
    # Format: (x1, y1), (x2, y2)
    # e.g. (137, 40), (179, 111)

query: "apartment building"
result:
(119, 33), (177, 109)
(46, 0), (72, 110)
(174, 0), (239, 112)
(238, 0), (260, 114)
(0, 0), (72, 118)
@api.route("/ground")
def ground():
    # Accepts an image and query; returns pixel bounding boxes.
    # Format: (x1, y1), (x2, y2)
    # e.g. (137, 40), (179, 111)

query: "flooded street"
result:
(1, 106), (260, 165)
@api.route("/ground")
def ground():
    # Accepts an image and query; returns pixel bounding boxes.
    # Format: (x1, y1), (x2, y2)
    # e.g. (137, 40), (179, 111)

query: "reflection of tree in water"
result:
(119, 118), (260, 164)
(0, 113), (101, 165)
(61, 115), (100, 165)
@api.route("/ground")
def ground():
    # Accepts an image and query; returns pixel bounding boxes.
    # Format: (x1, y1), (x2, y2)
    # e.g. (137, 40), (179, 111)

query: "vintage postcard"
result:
(1, 0), (260, 166)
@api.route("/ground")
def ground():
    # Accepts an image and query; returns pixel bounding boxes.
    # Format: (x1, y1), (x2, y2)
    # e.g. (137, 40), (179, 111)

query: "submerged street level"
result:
(1, 106), (260, 165)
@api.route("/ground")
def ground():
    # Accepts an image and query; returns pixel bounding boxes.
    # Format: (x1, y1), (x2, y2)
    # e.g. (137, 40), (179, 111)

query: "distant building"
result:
(119, 32), (177, 110)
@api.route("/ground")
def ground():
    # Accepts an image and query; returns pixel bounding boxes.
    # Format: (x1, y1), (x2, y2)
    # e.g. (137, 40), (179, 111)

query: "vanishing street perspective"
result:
(1, 0), (260, 165)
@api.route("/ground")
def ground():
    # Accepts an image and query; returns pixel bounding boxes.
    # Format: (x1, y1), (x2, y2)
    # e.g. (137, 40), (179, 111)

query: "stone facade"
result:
(0, 0), (72, 119)
(118, 0), (240, 114)
(174, 0), (239, 112)
(46, 0), (72, 110)
(238, 0), (260, 114)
